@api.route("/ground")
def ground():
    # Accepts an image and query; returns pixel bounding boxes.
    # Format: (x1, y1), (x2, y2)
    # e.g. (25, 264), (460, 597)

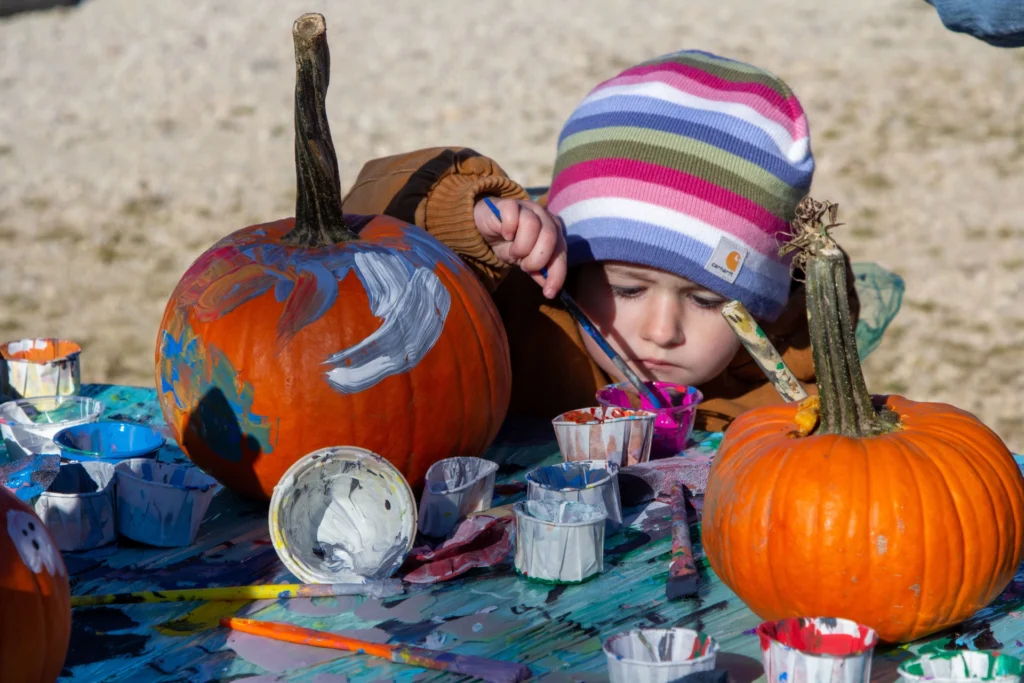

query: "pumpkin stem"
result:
(281, 13), (357, 247)
(784, 197), (898, 437)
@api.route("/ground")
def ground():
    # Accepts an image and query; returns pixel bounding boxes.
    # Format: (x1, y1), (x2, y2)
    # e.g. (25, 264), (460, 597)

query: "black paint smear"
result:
(63, 607), (149, 668)
(943, 622), (1004, 651)
(605, 531), (652, 566)
(673, 600), (729, 627)
(496, 461), (526, 476)
(643, 610), (669, 625)
(546, 584), (569, 604)
(375, 617), (445, 643)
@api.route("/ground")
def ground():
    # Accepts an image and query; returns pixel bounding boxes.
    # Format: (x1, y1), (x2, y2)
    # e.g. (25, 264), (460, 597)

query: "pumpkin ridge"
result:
(896, 431), (971, 635)
(757, 439), (801, 617)
(912, 426), (1017, 613)
(436, 263), (480, 459)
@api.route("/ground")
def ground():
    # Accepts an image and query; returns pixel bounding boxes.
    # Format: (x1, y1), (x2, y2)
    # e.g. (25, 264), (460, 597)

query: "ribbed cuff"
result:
(421, 173), (529, 292)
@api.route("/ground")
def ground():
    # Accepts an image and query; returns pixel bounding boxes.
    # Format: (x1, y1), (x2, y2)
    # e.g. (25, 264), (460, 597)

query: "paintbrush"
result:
(721, 300), (808, 402)
(220, 617), (532, 683)
(665, 482), (700, 600)
(482, 196), (665, 410)
(71, 580), (404, 607)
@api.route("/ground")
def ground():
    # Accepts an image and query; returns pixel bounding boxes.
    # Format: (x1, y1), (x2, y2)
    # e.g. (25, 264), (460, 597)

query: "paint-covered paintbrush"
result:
(665, 482), (699, 600)
(221, 617), (532, 683)
(70, 580), (404, 607)
(482, 196), (665, 410)
(721, 300), (809, 402)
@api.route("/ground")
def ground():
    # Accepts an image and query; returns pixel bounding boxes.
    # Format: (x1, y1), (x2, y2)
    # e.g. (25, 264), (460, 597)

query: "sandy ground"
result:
(1, 0), (1023, 449)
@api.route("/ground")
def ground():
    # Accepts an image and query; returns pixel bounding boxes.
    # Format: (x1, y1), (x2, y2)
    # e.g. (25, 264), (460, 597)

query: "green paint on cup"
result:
(899, 651), (1023, 682)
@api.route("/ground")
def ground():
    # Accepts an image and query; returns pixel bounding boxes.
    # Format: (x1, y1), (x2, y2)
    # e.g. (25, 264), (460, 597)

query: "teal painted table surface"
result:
(5, 384), (1024, 683)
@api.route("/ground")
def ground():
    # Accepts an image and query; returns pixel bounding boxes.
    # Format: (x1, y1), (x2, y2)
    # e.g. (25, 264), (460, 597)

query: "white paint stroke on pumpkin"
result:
(323, 250), (451, 394)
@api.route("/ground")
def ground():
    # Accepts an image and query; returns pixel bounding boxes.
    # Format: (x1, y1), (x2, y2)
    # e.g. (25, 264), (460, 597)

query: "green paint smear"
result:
(514, 568), (602, 586)
(902, 652), (1023, 680)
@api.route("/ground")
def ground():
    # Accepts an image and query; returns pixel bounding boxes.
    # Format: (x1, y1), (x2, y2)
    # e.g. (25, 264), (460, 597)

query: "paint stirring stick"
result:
(221, 617), (532, 683)
(70, 580), (404, 607)
(482, 196), (665, 410)
(665, 482), (700, 600)
(721, 300), (809, 402)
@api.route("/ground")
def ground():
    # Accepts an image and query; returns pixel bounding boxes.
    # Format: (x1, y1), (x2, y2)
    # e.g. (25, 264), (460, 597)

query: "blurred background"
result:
(1, 0), (1022, 449)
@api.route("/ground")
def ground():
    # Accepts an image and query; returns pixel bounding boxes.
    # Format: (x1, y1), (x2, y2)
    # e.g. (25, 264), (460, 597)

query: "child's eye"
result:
(610, 285), (645, 300)
(689, 295), (726, 310)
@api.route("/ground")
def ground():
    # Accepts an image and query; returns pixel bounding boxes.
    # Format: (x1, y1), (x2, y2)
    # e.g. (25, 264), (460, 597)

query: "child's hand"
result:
(473, 197), (567, 298)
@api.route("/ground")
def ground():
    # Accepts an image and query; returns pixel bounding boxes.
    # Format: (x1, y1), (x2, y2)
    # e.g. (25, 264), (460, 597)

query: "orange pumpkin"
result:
(154, 14), (511, 500)
(1, 486), (72, 682)
(702, 198), (1024, 644)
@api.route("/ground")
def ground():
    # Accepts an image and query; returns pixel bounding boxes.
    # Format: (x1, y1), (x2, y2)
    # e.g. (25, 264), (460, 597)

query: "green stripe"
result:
(555, 127), (803, 219)
(639, 52), (793, 100)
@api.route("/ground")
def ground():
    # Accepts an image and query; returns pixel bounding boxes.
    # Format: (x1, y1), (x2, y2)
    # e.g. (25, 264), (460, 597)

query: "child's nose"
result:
(641, 298), (685, 347)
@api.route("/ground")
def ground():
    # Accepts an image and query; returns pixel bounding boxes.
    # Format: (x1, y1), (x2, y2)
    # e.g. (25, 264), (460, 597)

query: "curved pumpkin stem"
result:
(282, 13), (357, 247)
(784, 197), (898, 438)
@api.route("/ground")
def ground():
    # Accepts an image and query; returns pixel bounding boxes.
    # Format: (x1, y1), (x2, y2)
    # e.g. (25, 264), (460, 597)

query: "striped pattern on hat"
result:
(547, 50), (814, 322)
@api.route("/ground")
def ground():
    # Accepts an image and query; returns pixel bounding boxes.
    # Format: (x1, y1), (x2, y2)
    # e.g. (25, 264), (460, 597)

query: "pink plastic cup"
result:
(596, 381), (703, 458)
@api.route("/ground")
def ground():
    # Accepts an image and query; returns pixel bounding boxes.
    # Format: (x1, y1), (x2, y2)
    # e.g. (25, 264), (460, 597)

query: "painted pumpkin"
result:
(155, 14), (512, 500)
(1, 486), (72, 682)
(702, 198), (1024, 644)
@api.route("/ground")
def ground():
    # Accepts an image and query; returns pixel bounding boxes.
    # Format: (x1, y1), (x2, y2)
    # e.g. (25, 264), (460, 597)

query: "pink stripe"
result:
(551, 176), (782, 257)
(593, 62), (807, 138)
(549, 158), (789, 238)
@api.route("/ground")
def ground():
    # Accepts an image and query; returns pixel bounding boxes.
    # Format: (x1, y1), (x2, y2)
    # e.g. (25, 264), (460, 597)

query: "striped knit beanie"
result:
(547, 50), (813, 322)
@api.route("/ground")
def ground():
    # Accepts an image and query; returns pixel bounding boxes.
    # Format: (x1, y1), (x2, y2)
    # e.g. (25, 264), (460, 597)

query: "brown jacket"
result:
(343, 147), (859, 432)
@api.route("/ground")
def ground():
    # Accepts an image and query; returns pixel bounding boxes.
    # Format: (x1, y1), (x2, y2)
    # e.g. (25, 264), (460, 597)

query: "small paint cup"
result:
(34, 461), (117, 551)
(552, 406), (656, 467)
(269, 446), (418, 584)
(0, 395), (103, 457)
(526, 459), (623, 532)
(757, 617), (879, 683)
(597, 382), (703, 458)
(898, 651), (1023, 683)
(513, 499), (606, 584)
(0, 338), (82, 400)
(54, 421), (165, 464)
(114, 459), (219, 547)
(603, 628), (719, 683)
(418, 456), (499, 538)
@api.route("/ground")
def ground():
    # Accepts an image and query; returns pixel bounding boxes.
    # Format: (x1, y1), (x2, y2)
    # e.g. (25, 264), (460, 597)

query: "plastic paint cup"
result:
(552, 406), (656, 467)
(0, 338), (82, 400)
(0, 395), (103, 457)
(54, 421), (165, 464)
(513, 499), (606, 584)
(418, 456), (498, 538)
(603, 628), (719, 683)
(114, 459), (219, 547)
(269, 446), (418, 584)
(596, 382), (703, 458)
(34, 461), (117, 551)
(757, 617), (879, 683)
(526, 459), (623, 532)
(898, 651), (1023, 683)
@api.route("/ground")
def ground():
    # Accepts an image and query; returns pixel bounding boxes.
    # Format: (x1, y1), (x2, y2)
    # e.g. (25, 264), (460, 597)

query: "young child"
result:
(343, 50), (859, 432)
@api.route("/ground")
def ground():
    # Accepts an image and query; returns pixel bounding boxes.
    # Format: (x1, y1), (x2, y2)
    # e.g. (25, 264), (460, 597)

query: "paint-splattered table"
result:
(5, 383), (1024, 683)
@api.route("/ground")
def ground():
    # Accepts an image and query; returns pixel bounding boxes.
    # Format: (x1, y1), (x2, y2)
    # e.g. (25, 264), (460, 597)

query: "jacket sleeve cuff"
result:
(420, 173), (529, 293)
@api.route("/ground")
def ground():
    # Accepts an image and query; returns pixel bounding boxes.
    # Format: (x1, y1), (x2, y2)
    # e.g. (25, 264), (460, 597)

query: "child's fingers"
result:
(519, 215), (558, 273)
(508, 205), (542, 262)
(541, 250), (568, 299)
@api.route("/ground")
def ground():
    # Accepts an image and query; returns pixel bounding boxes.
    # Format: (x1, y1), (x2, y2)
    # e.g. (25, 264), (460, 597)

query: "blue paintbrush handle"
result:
(482, 197), (664, 410)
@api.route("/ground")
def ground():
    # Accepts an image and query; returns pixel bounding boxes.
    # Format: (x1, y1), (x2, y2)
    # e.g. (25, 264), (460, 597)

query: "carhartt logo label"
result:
(704, 235), (746, 284)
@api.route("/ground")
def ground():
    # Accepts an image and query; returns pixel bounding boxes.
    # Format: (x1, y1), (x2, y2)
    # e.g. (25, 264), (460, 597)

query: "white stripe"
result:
(579, 82), (810, 163)
(558, 197), (790, 280)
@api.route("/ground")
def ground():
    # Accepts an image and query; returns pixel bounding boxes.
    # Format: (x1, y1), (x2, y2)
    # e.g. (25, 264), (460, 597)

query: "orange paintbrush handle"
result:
(221, 617), (392, 658)
(220, 617), (532, 682)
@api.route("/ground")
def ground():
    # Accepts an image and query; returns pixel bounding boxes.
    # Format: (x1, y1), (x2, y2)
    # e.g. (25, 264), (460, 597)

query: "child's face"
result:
(573, 262), (742, 388)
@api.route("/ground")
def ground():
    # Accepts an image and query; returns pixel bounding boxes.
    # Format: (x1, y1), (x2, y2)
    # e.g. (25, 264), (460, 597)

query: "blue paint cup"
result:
(53, 421), (165, 464)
